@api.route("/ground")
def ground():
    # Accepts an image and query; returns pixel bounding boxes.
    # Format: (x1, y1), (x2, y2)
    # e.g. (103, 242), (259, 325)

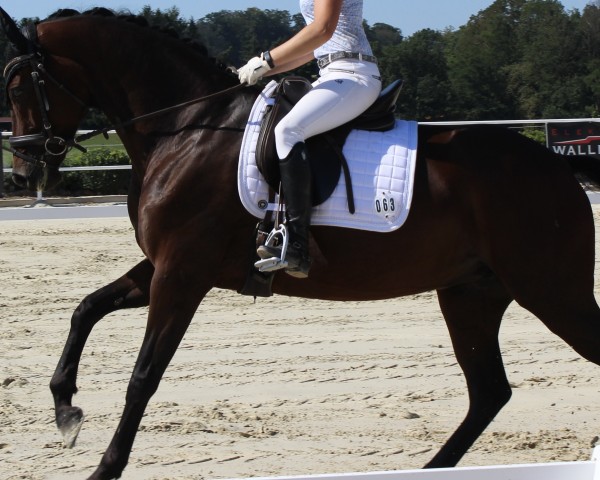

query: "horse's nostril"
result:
(11, 173), (27, 188)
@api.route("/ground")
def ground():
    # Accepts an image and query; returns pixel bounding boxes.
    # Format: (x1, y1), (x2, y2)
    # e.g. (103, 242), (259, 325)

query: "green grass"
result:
(64, 133), (126, 164)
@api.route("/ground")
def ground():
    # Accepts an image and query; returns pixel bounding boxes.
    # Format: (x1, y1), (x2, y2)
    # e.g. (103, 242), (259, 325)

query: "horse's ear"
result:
(0, 7), (32, 54)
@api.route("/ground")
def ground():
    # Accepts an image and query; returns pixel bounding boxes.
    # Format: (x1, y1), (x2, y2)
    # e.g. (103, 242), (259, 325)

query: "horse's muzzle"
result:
(11, 155), (61, 191)
(8, 133), (67, 191)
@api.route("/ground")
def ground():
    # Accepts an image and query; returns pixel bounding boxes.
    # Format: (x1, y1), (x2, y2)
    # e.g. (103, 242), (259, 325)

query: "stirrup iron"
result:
(254, 224), (290, 273)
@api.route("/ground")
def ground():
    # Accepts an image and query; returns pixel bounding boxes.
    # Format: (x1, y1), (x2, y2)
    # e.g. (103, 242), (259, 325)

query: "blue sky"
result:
(3, 0), (594, 36)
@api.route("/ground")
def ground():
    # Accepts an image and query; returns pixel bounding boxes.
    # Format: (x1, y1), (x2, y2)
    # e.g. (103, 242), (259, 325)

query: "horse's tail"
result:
(566, 155), (600, 190)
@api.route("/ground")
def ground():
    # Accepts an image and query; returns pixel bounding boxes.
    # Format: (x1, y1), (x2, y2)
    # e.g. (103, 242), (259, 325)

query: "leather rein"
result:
(2, 51), (245, 169)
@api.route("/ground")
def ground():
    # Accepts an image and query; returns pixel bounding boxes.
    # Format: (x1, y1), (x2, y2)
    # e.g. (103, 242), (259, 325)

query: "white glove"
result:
(238, 55), (272, 85)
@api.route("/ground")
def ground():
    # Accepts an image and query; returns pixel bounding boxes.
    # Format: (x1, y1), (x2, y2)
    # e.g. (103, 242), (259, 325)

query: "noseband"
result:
(3, 52), (89, 168)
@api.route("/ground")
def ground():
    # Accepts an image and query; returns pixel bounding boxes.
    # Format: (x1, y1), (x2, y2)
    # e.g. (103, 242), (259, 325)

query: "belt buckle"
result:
(318, 54), (330, 69)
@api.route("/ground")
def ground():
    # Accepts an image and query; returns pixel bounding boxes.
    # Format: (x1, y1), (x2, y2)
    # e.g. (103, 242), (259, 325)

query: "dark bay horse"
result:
(3, 8), (600, 480)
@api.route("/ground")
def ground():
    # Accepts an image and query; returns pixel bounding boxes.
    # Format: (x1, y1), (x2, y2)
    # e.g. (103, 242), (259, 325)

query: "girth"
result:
(255, 76), (403, 213)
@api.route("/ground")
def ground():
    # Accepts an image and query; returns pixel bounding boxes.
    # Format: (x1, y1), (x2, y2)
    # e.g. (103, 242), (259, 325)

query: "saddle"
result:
(239, 77), (404, 299)
(255, 77), (403, 211)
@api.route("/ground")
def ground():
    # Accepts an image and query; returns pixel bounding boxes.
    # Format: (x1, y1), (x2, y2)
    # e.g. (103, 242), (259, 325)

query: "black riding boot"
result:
(258, 142), (312, 278)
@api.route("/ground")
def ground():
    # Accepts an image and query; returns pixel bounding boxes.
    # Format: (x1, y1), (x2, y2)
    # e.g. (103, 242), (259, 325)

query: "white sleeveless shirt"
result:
(299, 0), (373, 58)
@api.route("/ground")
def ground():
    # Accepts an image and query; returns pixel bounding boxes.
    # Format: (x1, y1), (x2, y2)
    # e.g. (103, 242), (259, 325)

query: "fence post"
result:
(0, 139), (5, 198)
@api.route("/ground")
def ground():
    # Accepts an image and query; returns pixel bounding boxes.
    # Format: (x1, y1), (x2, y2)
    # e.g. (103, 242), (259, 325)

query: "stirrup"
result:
(254, 224), (290, 273)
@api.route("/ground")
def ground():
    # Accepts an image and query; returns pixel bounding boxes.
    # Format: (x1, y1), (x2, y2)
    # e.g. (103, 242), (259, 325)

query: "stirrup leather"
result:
(254, 224), (290, 273)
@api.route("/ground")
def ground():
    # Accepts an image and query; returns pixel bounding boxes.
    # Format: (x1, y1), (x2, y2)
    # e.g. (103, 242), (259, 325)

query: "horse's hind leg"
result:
(49, 258), (154, 447)
(516, 281), (600, 373)
(500, 201), (600, 366)
(425, 275), (513, 468)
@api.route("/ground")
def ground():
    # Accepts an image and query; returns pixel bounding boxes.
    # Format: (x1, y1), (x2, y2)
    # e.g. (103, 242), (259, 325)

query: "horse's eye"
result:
(9, 86), (24, 100)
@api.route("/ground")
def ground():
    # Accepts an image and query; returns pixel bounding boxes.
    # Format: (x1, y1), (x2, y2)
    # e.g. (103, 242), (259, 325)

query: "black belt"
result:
(317, 51), (378, 69)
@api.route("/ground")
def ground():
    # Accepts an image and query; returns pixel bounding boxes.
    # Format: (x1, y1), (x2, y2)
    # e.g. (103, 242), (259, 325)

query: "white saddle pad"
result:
(237, 80), (418, 232)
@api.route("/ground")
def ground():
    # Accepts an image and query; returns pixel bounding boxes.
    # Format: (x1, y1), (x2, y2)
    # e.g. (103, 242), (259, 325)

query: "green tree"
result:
(196, 9), (296, 66)
(580, 2), (600, 115)
(446, 0), (523, 119)
(507, 0), (588, 117)
(381, 29), (452, 120)
(365, 22), (402, 57)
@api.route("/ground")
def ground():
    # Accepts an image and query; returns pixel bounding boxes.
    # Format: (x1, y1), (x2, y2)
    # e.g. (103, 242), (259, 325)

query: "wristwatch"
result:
(262, 50), (275, 69)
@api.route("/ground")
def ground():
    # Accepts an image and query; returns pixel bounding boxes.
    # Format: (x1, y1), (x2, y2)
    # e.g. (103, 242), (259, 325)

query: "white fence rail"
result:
(418, 118), (599, 126)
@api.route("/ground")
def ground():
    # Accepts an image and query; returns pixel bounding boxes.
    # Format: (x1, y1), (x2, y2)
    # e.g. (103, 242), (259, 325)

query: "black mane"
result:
(43, 7), (210, 58)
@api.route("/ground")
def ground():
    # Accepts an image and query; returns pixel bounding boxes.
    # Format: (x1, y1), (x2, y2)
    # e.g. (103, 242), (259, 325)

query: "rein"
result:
(75, 82), (246, 144)
(2, 51), (246, 167)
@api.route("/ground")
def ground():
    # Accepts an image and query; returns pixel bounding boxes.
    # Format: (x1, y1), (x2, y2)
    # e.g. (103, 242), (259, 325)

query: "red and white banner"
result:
(546, 122), (600, 159)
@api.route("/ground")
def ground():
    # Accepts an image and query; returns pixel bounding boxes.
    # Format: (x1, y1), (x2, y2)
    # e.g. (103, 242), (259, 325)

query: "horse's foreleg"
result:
(50, 258), (154, 448)
(425, 277), (513, 468)
(87, 266), (208, 480)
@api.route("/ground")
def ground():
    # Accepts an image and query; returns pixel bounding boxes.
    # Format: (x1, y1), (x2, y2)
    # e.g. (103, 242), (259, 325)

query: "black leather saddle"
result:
(255, 77), (403, 212)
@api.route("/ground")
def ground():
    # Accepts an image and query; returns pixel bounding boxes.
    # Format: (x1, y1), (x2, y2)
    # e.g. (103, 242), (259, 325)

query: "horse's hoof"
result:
(57, 406), (85, 448)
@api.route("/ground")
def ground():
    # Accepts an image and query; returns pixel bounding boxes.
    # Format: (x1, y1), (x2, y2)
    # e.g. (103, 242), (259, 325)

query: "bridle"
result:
(2, 44), (246, 170)
(3, 52), (89, 168)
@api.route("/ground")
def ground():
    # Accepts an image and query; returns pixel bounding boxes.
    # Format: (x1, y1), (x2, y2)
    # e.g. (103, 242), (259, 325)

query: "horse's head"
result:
(1, 7), (90, 191)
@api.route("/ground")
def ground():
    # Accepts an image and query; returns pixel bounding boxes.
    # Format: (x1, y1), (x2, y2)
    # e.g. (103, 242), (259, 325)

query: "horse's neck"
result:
(45, 17), (232, 124)
(43, 15), (250, 172)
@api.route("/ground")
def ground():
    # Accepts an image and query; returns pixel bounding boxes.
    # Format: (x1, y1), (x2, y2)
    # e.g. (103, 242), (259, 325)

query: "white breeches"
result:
(275, 59), (382, 159)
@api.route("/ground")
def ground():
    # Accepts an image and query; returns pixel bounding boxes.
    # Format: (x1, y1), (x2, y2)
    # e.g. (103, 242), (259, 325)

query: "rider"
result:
(238, 0), (381, 278)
